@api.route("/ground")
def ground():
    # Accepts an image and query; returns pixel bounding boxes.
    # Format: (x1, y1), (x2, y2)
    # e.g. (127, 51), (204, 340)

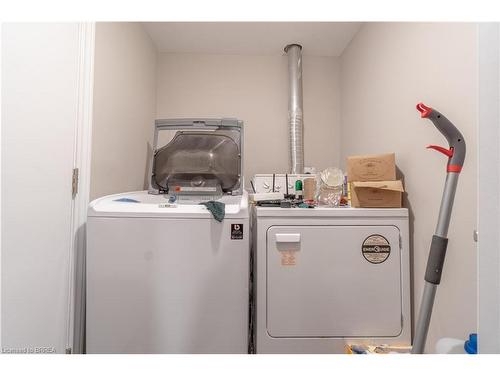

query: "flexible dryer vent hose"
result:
(284, 44), (304, 174)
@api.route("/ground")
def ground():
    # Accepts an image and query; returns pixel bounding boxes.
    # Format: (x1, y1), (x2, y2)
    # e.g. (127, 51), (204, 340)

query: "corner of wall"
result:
(90, 22), (159, 200)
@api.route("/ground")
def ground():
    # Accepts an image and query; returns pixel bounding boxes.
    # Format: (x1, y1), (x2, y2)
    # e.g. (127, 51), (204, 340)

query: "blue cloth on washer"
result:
(114, 197), (140, 203)
(200, 201), (225, 222)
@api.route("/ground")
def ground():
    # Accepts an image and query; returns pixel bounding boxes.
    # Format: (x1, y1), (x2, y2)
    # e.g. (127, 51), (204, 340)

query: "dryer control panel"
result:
(252, 174), (315, 195)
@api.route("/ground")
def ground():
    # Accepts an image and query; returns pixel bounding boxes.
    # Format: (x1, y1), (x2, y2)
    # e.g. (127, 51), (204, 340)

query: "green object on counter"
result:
(295, 179), (303, 191)
(298, 202), (315, 208)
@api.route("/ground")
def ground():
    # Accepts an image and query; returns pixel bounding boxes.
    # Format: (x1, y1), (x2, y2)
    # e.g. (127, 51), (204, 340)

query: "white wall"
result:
(340, 23), (478, 352)
(156, 53), (340, 182)
(90, 23), (157, 200)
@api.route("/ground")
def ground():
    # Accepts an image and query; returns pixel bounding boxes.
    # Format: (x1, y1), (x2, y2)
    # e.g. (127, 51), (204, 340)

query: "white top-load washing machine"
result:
(252, 206), (411, 353)
(86, 118), (250, 354)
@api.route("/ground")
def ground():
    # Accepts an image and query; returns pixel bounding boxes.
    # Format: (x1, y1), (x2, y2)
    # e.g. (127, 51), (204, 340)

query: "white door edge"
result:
(67, 22), (95, 354)
(0, 24), (3, 350)
(478, 22), (500, 354)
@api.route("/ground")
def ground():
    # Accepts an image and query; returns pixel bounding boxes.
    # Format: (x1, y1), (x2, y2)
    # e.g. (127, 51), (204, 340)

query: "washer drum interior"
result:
(148, 118), (243, 197)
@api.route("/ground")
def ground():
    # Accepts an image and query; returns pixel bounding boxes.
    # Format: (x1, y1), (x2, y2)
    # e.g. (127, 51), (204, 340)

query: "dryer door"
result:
(266, 225), (403, 338)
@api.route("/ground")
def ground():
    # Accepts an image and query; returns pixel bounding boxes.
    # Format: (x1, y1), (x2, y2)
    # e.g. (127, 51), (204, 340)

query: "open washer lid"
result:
(148, 118), (243, 197)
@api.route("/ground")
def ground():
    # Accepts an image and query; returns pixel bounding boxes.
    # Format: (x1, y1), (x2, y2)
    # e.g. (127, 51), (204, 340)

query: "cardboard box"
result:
(347, 153), (396, 182)
(350, 180), (404, 208)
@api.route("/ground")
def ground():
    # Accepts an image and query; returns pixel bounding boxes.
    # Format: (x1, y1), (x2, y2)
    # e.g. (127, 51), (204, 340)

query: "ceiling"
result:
(142, 22), (362, 57)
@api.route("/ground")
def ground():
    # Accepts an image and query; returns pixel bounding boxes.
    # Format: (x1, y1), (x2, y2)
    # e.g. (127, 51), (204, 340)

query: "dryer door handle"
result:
(275, 233), (301, 243)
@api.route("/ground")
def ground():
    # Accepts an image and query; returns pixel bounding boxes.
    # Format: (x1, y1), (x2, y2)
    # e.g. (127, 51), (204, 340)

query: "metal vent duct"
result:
(284, 43), (304, 174)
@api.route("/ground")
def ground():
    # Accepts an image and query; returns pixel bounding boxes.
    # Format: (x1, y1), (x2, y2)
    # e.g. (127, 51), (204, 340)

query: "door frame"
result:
(478, 23), (500, 353)
(67, 22), (95, 354)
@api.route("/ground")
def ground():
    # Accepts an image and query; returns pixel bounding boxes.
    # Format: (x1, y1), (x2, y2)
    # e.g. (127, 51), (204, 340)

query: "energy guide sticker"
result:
(362, 234), (391, 264)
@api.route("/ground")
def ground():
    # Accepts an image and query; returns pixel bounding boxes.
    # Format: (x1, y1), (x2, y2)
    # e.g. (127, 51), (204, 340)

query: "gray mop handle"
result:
(411, 103), (466, 354)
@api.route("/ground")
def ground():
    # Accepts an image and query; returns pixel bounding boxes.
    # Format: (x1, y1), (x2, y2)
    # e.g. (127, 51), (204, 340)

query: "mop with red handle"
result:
(411, 103), (466, 354)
